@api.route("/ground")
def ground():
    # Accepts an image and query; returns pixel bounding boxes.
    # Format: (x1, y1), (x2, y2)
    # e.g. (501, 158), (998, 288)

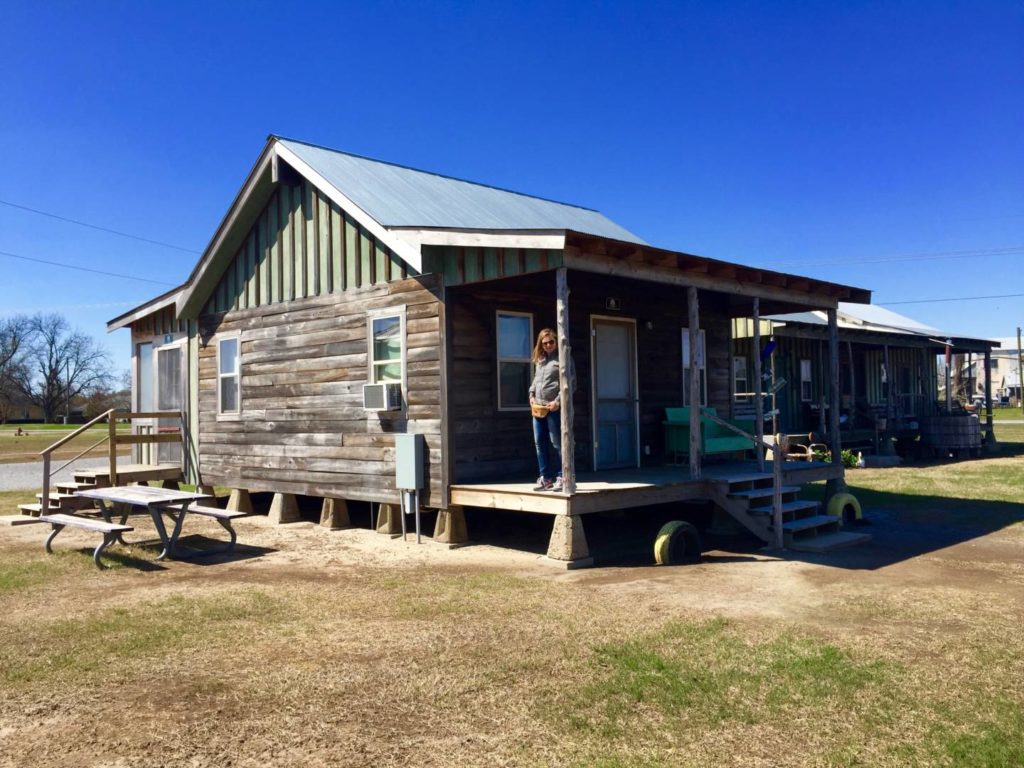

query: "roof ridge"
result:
(269, 134), (604, 215)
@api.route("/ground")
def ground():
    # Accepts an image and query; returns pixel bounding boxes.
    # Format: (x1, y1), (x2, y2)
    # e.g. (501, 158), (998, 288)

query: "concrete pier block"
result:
(544, 514), (593, 569)
(227, 488), (253, 514)
(375, 502), (402, 535)
(320, 497), (351, 530)
(433, 506), (468, 547)
(269, 493), (300, 524)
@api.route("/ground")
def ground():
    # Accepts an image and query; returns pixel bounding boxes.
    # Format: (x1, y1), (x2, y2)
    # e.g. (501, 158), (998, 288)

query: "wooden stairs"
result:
(708, 473), (871, 553)
(15, 464), (183, 521)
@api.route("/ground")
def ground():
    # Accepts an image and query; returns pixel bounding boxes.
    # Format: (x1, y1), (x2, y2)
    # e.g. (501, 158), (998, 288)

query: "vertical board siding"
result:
(422, 245), (563, 287)
(197, 275), (444, 506)
(202, 180), (416, 315)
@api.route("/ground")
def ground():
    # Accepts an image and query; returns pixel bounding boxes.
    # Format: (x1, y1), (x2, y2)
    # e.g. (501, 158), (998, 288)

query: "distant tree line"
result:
(0, 314), (129, 423)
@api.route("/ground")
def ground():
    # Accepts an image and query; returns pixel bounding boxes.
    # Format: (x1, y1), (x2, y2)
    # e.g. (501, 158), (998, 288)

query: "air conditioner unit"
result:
(363, 382), (403, 411)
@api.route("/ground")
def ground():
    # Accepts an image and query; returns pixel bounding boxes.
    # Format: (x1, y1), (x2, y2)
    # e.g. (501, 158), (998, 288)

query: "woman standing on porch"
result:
(529, 328), (563, 492)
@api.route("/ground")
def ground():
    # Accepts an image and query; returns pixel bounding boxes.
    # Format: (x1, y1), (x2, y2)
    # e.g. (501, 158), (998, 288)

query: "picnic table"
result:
(40, 486), (245, 568)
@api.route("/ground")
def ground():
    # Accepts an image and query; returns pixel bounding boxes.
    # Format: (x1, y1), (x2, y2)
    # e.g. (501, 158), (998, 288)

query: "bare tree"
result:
(0, 316), (32, 423)
(13, 314), (113, 423)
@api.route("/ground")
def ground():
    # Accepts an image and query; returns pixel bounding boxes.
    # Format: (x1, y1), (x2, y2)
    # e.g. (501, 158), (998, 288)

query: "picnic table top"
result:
(75, 486), (213, 507)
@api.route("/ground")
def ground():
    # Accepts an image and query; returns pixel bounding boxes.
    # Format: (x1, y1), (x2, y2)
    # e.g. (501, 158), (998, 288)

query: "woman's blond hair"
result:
(532, 328), (557, 364)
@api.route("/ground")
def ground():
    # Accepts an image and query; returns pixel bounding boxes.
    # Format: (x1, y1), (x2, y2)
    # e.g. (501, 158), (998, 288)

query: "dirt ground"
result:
(1, 498), (1022, 767)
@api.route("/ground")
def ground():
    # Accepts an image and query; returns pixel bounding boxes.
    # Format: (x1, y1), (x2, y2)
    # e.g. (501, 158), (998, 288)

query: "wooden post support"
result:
(752, 298), (765, 472)
(556, 267), (576, 495)
(688, 286), (701, 481)
(826, 308), (847, 497)
(227, 488), (253, 514)
(375, 502), (402, 535)
(983, 349), (998, 452)
(881, 344), (895, 456)
(108, 415), (118, 487)
(269, 493), (300, 524)
(320, 498), (351, 530)
(773, 437), (785, 549)
(433, 505), (468, 546)
(544, 514), (593, 568)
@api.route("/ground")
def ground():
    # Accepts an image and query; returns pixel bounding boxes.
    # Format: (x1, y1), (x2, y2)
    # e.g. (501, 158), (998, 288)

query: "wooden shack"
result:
(733, 304), (999, 454)
(109, 136), (872, 565)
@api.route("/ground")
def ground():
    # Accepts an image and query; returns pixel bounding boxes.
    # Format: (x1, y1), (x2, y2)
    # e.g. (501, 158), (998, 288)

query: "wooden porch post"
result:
(688, 286), (701, 481)
(882, 344), (894, 455)
(983, 349), (997, 451)
(752, 298), (765, 472)
(847, 341), (856, 430)
(556, 268), (576, 495)
(826, 308), (846, 496)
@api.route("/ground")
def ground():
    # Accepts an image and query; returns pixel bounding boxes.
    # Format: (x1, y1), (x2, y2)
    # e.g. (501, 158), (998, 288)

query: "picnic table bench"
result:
(39, 513), (135, 569)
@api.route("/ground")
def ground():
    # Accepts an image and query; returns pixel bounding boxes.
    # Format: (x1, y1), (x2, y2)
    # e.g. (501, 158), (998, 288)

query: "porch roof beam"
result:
(562, 247), (854, 311)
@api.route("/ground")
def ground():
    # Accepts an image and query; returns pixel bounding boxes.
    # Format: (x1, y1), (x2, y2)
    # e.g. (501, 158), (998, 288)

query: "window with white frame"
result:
(681, 328), (707, 406)
(496, 311), (533, 410)
(733, 356), (750, 402)
(217, 334), (241, 416)
(800, 358), (813, 402)
(369, 312), (404, 383)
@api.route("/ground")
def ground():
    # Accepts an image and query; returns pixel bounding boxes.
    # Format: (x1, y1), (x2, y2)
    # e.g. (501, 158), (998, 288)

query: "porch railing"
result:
(700, 407), (787, 549)
(39, 410), (184, 514)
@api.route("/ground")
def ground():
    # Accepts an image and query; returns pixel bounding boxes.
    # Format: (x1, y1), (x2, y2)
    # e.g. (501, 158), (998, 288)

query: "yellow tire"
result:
(654, 520), (702, 565)
(827, 493), (862, 523)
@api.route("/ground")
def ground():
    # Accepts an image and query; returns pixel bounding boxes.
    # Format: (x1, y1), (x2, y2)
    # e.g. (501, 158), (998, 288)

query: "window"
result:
(217, 335), (241, 416)
(681, 328), (707, 406)
(800, 358), (812, 402)
(733, 356), (749, 402)
(496, 311), (533, 410)
(369, 312), (404, 383)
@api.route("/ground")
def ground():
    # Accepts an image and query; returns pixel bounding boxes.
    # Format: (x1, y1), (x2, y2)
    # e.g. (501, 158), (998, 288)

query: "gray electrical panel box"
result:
(395, 433), (424, 489)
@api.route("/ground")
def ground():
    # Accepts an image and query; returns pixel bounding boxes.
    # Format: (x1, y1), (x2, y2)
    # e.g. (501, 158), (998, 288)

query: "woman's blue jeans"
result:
(533, 410), (562, 480)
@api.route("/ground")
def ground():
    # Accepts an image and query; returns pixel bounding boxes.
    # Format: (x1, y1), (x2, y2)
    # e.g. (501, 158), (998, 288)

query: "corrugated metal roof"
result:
(278, 138), (646, 244)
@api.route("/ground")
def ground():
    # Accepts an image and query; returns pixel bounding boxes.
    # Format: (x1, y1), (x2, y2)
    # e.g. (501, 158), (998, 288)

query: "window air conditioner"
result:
(363, 382), (403, 411)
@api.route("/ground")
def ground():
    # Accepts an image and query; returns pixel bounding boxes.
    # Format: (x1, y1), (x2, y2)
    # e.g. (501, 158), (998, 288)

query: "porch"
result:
(450, 460), (839, 516)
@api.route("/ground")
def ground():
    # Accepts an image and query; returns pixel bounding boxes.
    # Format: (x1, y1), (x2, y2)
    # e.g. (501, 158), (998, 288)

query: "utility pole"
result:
(65, 359), (71, 425)
(1017, 326), (1023, 416)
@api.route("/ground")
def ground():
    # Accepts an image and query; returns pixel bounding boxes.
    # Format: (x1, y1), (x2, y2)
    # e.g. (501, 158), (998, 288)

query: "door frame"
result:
(589, 314), (640, 470)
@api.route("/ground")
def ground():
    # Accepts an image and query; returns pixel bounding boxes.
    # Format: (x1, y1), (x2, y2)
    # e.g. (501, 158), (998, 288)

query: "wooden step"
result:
(749, 500), (820, 517)
(720, 473), (775, 485)
(0, 514), (44, 526)
(56, 481), (97, 494)
(788, 530), (873, 553)
(728, 485), (801, 500)
(772, 514), (840, 533)
(18, 503), (45, 517)
(37, 492), (92, 511)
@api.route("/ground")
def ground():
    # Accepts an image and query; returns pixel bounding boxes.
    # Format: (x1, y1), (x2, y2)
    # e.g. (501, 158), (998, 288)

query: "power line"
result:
(773, 245), (1024, 268)
(0, 198), (201, 254)
(879, 293), (1024, 306)
(0, 249), (177, 286)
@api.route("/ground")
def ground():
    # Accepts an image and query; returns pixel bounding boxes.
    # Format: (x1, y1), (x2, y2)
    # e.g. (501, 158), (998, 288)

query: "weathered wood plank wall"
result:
(197, 274), (444, 506)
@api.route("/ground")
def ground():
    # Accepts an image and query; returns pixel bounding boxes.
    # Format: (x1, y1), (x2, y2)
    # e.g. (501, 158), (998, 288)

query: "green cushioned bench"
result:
(663, 407), (755, 462)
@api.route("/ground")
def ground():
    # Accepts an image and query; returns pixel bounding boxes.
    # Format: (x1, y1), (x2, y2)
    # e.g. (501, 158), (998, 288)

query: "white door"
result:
(592, 318), (639, 470)
(155, 345), (184, 465)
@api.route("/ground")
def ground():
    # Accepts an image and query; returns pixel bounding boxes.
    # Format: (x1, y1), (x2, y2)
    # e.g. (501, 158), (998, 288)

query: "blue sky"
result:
(3, 1), (1022, 376)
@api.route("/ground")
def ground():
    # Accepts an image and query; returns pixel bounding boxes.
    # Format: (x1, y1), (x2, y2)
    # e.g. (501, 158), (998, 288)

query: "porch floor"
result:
(450, 460), (838, 516)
